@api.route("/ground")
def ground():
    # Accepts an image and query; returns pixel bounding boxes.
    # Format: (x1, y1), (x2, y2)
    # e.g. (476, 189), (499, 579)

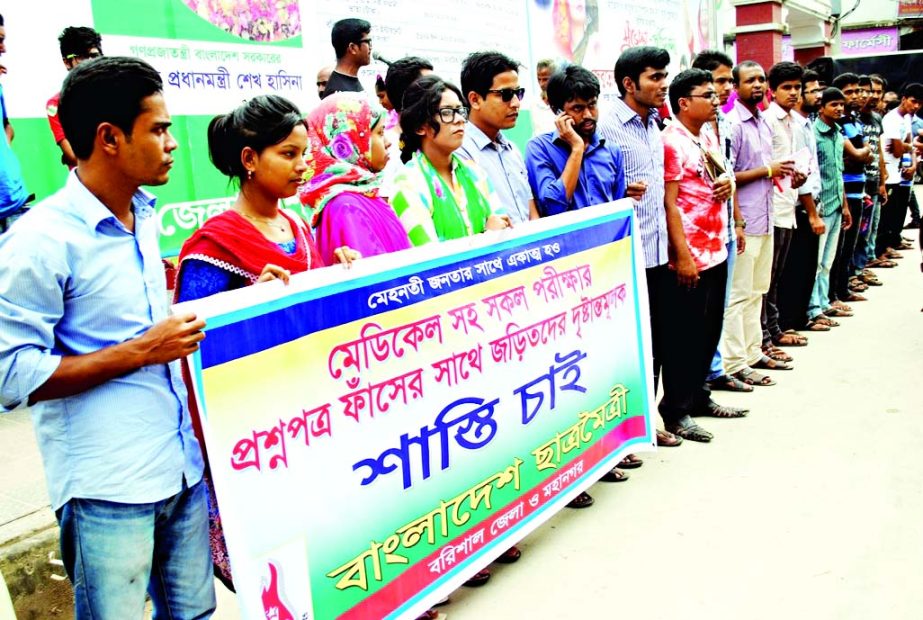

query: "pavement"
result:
(2, 200), (921, 620)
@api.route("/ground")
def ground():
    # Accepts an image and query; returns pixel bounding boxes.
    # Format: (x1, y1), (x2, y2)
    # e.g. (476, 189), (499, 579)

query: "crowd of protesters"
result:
(0, 13), (921, 620)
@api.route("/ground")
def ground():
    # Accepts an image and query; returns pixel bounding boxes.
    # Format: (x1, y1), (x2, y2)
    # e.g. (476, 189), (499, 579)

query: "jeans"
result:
(808, 210), (843, 320)
(707, 236), (736, 381)
(876, 184), (910, 257)
(854, 187), (881, 272)
(56, 480), (216, 620)
(761, 226), (794, 345)
(658, 260), (728, 423)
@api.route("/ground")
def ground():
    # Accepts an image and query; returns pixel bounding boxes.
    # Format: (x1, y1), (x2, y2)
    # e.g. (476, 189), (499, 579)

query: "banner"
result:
(839, 28), (900, 56)
(178, 201), (655, 620)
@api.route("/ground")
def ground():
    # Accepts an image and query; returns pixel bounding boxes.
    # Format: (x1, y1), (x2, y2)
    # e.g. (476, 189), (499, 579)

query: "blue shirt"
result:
(525, 130), (627, 217)
(0, 172), (204, 509)
(457, 122), (532, 224)
(0, 85), (28, 218)
(598, 97), (668, 268)
(840, 114), (866, 196)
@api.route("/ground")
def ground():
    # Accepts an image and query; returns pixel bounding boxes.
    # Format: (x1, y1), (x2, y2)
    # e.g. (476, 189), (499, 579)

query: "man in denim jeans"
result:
(807, 88), (851, 329)
(0, 57), (215, 619)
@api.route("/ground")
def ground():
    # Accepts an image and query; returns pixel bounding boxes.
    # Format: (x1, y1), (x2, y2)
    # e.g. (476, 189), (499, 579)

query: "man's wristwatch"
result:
(734, 219), (746, 229)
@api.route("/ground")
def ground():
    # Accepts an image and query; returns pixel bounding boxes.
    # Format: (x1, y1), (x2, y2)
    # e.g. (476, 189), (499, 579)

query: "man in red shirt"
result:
(659, 68), (748, 442)
(46, 26), (102, 169)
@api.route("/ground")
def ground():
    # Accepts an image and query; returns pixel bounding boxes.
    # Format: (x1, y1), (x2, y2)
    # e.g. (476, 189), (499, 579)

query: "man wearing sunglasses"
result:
(47, 26), (103, 169)
(322, 18), (372, 99)
(458, 51), (538, 224)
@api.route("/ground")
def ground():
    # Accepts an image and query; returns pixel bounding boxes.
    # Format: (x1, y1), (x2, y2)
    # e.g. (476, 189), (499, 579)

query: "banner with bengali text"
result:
(178, 200), (655, 620)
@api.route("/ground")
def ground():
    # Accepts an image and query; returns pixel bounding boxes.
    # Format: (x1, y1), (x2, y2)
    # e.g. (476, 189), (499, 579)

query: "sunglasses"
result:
(486, 87), (525, 103)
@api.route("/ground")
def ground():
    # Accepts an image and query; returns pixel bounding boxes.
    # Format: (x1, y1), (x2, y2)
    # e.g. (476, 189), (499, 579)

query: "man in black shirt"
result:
(853, 74), (887, 279)
(322, 18), (371, 98)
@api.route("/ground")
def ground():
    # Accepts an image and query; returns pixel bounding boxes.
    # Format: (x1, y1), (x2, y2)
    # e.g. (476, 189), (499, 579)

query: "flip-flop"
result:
(762, 345), (793, 363)
(732, 368), (777, 386)
(842, 293), (867, 302)
(824, 307), (853, 317)
(618, 454), (644, 469)
(753, 355), (793, 371)
(566, 491), (594, 509)
(656, 429), (684, 447)
(772, 331), (808, 346)
(494, 546), (522, 564)
(805, 319), (831, 331)
(600, 468), (630, 482)
(707, 374), (754, 392)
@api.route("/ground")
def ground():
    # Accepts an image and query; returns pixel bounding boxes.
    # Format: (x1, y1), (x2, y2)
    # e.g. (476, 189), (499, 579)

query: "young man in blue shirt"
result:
(0, 57), (215, 618)
(525, 64), (626, 216)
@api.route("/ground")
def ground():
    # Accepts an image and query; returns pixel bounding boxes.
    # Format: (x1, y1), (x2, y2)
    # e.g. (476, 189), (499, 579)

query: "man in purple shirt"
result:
(722, 61), (795, 387)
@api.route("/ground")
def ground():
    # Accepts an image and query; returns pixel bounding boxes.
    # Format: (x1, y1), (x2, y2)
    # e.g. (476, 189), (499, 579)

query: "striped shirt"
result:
(814, 117), (845, 217)
(598, 97), (668, 268)
(726, 100), (774, 235)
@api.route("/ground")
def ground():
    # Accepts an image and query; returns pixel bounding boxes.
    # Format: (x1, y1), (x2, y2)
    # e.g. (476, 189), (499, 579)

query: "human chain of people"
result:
(0, 8), (921, 620)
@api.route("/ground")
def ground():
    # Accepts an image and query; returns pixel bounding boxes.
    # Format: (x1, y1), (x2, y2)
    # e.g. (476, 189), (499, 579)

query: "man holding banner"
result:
(0, 57), (215, 618)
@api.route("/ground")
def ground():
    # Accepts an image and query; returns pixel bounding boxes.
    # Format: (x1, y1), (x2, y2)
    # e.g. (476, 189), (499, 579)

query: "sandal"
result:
(656, 429), (684, 447)
(464, 568), (491, 587)
(810, 314), (839, 327)
(600, 468), (630, 482)
(618, 454), (644, 469)
(732, 368), (777, 386)
(762, 344), (793, 363)
(824, 306), (853, 317)
(772, 331), (807, 347)
(707, 373), (754, 392)
(494, 546), (522, 564)
(805, 320), (831, 331)
(842, 293), (867, 302)
(753, 355), (793, 371)
(859, 274), (882, 286)
(868, 258), (896, 268)
(694, 402), (749, 418)
(831, 301), (853, 312)
(666, 416), (713, 443)
(566, 491), (594, 509)
(415, 610), (441, 620)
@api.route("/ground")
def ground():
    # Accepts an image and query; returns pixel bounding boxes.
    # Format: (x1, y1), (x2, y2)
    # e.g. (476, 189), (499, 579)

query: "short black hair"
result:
(460, 51), (520, 100)
(832, 72), (860, 90)
(668, 68), (713, 115)
(768, 61), (803, 91)
(819, 87), (845, 106)
(0, 13), (4, 26)
(385, 56), (434, 113)
(207, 95), (305, 183)
(58, 26), (102, 59)
(900, 82), (923, 99)
(331, 18), (370, 59)
(398, 75), (464, 163)
(59, 56), (162, 160)
(732, 61), (763, 85)
(802, 69), (821, 88)
(857, 75), (871, 88)
(614, 46), (670, 96)
(691, 49), (733, 72)
(546, 65), (599, 113)
(869, 74), (886, 88)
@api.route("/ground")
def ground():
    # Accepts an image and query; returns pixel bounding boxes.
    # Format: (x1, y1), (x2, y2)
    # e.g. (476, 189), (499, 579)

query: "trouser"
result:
(778, 207), (821, 331)
(56, 480), (216, 620)
(658, 260), (728, 424)
(761, 226), (794, 346)
(808, 210), (843, 319)
(707, 235), (737, 381)
(854, 182), (881, 272)
(722, 233), (773, 375)
(909, 185), (921, 224)
(645, 264), (669, 397)
(831, 196), (864, 301)
(876, 184), (910, 256)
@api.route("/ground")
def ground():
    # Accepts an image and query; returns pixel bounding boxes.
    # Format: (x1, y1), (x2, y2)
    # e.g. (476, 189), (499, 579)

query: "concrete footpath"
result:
(2, 214), (921, 620)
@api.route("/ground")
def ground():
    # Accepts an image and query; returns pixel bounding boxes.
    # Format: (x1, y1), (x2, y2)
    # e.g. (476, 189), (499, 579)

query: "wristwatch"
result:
(734, 219), (746, 229)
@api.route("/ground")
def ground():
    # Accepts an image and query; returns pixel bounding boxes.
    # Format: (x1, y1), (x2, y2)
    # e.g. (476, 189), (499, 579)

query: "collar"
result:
(767, 101), (793, 122)
(733, 99), (759, 122)
(465, 121), (510, 152)
(66, 170), (157, 232)
(552, 131), (604, 152)
(613, 96), (660, 127)
(814, 117), (837, 134)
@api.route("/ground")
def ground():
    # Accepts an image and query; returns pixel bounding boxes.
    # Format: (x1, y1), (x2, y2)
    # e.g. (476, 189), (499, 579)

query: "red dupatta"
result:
(177, 209), (323, 282)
